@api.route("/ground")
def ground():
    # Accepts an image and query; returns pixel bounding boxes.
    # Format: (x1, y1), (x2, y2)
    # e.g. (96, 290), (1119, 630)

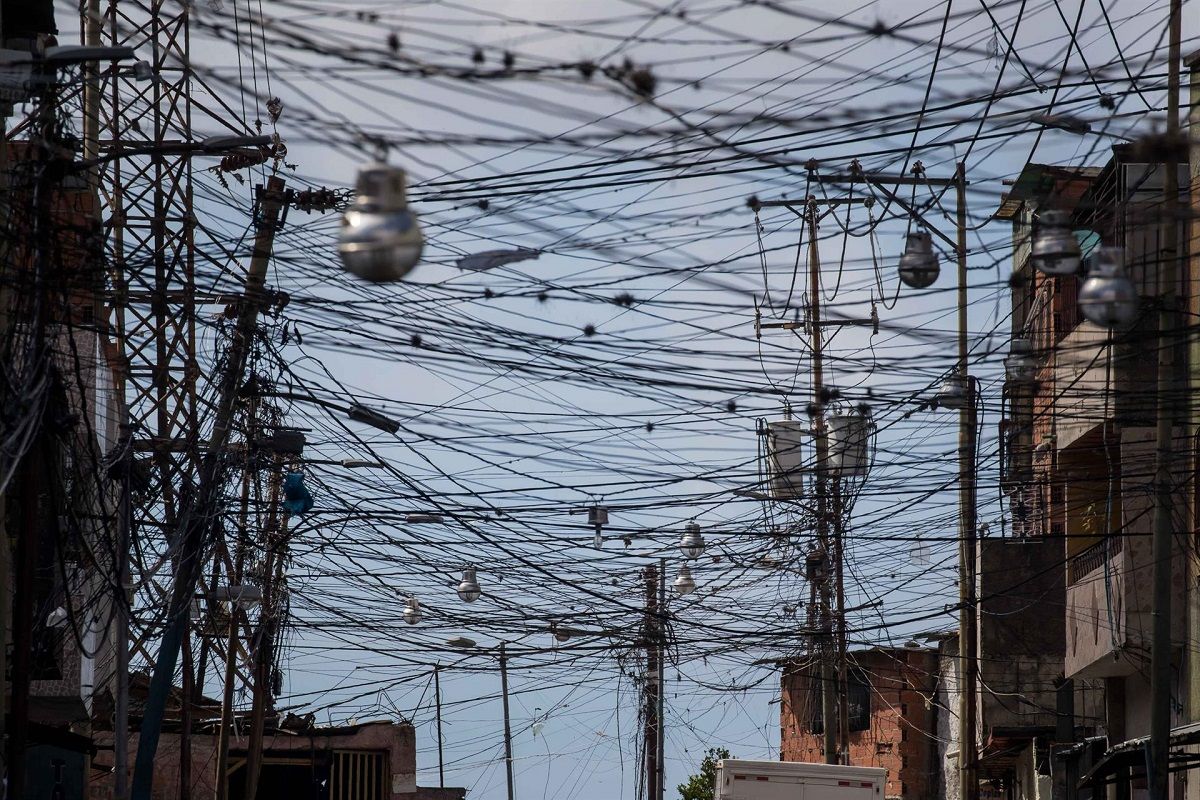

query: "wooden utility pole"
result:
(642, 565), (660, 800)
(803, 198), (839, 765)
(954, 161), (980, 800)
(833, 481), (850, 763)
(500, 642), (515, 800)
(435, 664), (445, 787)
(1149, 3), (1184, 798)
(656, 558), (666, 800)
(215, 470), (255, 800)
(244, 466), (289, 800)
(132, 176), (287, 799)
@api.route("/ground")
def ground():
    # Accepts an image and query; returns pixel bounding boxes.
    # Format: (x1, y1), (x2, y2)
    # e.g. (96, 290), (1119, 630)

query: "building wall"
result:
(1064, 427), (1188, 680)
(90, 721), (421, 800)
(935, 637), (960, 800)
(780, 649), (938, 800)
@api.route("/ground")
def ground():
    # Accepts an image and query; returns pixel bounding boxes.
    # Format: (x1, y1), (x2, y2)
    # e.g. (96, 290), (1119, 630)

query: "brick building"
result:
(779, 645), (940, 800)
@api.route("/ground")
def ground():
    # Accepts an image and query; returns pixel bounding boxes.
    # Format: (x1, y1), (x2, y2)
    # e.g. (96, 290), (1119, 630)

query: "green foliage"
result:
(677, 747), (731, 800)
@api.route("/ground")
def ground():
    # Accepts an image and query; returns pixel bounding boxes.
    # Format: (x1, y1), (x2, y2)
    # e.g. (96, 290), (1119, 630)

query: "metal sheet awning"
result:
(1079, 722), (1200, 788)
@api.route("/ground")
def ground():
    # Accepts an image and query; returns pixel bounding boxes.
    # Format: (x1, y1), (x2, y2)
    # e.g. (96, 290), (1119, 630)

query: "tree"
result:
(677, 747), (731, 800)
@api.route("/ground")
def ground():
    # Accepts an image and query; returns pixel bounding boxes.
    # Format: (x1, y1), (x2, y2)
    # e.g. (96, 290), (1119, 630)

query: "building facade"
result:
(780, 646), (941, 800)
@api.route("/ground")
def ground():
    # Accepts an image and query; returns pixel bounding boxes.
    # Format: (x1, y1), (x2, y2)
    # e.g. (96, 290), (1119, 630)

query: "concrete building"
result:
(994, 127), (1194, 797)
(779, 645), (941, 800)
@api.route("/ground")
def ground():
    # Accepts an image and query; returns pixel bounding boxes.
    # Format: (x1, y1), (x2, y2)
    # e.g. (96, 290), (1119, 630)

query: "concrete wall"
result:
(935, 637), (960, 800)
(1065, 427), (1187, 680)
(979, 538), (1065, 731)
(780, 649), (938, 800)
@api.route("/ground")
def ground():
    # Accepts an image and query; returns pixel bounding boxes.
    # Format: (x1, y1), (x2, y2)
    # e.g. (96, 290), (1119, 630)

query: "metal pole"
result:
(1149, 3), (1183, 797)
(804, 199), (838, 764)
(435, 664), (444, 787)
(500, 642), (515, 800)
(955, 161), (980, 800)
(657, 557), (666, 800)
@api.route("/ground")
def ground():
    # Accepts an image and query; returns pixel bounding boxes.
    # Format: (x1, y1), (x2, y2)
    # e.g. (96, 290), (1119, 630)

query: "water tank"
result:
(826, 414), (873, 478)
(765, 420), (808, 499)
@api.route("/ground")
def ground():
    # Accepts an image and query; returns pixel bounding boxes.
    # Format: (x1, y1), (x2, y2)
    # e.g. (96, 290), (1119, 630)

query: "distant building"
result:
(779, 645), (940, 800)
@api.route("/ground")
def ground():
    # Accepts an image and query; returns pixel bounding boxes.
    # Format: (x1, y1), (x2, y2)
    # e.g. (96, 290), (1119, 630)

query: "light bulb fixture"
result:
(935, 370), (970, 411)
(1003, 337), (1037, 384)
(898, 230), (939, 289)
(552, 625), (570, 643)
(339, 162), (424, 282)
(1030, 210), (1081, 276)
(679, 522), (705, 560)
(673, 565), (696, 595)
(1078, 247), (1138, 328)
(457, 567), (481, 603)
(403, 597), (421, 625)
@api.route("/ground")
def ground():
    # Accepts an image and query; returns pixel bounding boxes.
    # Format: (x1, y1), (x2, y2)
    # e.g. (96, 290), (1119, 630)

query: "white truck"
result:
(715, 759), (887, 800)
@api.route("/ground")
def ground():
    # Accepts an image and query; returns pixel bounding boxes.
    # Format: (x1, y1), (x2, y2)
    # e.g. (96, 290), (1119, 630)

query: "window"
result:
(810, 669), (871, 733)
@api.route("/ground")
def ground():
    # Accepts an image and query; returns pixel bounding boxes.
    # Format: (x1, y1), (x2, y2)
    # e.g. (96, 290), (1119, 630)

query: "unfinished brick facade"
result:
(780, 647), (939, 800)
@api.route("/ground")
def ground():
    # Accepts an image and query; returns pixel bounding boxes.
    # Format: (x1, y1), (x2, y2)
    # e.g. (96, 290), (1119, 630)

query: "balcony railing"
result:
(1067, 536), (1123, 585)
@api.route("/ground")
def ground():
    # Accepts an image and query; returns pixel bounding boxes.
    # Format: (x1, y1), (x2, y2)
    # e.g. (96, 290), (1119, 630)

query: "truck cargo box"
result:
(715, 759), (886, 800)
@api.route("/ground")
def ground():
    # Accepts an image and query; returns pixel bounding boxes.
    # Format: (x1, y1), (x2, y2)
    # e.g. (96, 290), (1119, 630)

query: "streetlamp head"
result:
(339, 163), (424, 282)
(1031, 210), (1081, 276)
(673, 565), (696, 595)
(679, 522), (705, 560)
(457, 567), (481, 603)
(935, 370), (970, 410)
(403, 596), (422, 625)
(898, 231), (939, 288)
(1078, 247), (1138, 328)
(1004, 337), (1037, 384)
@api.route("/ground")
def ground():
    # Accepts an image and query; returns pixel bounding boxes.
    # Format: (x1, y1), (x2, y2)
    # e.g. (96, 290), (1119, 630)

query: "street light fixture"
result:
(403, 597), (422, 625)
(1004, 338), (1037, 383)
(339, 162), (424, 282)
(1030, 210), (1081, 276)
(1078, 247), (1138, 328)
(935, 370), (970, 410)
(457, 568), (482, 603)
(898, 230), (939, 288)
(673, 565), (696, 595)
(679, 522), (705, 560)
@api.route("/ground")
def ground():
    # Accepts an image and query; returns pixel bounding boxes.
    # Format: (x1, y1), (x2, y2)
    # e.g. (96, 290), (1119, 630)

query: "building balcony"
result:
(1063, 427), (1185, 679)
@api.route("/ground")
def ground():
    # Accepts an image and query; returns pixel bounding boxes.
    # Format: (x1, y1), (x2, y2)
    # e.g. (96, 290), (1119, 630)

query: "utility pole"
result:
(131, 176), (287, 800)
(435, 664), (445, 787)
(833, 481), (850, 763)
(954, 161), (980, 800)
(1149, 3), (1184, 798)
(753, 190), (876, 763)
(643, 564), (660, 800)
(215, 463), (255, 800)
(500, 642), (515, 800)
(803, 197), (838, 765)
(244, 465), (289, 800)
(657, 557), (666, 800)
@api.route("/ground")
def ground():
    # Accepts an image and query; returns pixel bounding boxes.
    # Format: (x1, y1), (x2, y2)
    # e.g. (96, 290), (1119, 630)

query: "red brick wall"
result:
(780, 649), (938, 800)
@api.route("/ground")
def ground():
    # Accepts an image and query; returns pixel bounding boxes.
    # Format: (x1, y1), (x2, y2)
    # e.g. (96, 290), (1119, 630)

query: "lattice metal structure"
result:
(96, 0), (198, 653)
